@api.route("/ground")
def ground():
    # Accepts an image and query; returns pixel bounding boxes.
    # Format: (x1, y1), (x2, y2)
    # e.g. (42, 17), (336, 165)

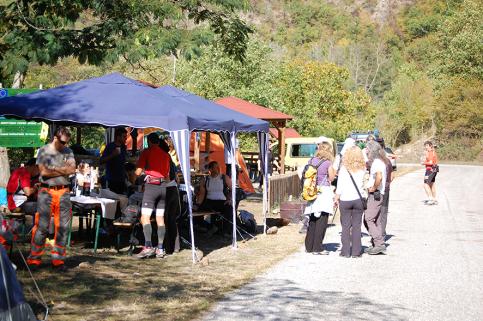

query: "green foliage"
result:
(0, 0), (252, 83)
(376, 64), (436, 147)
(276, 61), (373, 140)
(437, 0), (483, 79)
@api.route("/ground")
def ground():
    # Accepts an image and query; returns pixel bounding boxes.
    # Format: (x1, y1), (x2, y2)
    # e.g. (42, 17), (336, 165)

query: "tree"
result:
(276, 61), (373, 140)
(0, 0), (252, 86)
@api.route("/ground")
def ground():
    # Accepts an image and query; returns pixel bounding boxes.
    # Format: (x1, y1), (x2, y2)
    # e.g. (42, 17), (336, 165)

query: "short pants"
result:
(424, 169), (437, 184)
(141, 183), (166, 216)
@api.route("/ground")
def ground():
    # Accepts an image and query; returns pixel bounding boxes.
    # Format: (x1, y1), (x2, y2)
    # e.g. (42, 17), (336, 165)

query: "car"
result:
(385, 147), (397, 171)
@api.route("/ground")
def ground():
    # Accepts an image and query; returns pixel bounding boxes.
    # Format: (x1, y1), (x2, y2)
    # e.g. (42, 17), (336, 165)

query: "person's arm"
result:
(196, 177), (206, 205)
(369, 171), (382, 192)
(39, 157), (76, 177)
(328, 166), (336, 182)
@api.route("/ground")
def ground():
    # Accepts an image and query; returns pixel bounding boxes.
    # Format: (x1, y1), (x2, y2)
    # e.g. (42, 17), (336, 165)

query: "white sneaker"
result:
(136, 246), (155, 259)
(155, 248), (166, 259)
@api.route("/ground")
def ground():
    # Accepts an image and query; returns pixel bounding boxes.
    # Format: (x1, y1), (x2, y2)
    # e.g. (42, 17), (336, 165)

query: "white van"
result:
(273, 137), (337, 171)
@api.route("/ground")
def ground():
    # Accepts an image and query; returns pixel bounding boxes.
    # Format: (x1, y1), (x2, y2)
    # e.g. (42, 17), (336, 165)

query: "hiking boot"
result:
(367, 245), (386, 255)
(364, 246), (373, 253)
(136, 246), (155, 259)
(155, 248), (166, 259)
(299, 226), (307, 234)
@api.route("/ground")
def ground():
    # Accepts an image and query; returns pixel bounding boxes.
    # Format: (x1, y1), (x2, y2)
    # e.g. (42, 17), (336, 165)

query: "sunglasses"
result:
(56, 136), (68, 145)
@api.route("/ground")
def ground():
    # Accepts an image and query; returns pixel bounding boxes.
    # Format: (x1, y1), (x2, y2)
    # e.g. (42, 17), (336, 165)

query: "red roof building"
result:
(216, 97), (295, 173)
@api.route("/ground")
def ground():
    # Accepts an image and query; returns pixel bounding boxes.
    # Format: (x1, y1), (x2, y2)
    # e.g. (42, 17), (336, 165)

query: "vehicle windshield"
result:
(291, 143), (317, 157)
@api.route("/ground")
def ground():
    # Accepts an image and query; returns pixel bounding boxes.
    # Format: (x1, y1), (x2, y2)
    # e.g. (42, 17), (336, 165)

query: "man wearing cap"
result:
(6, 158), (39, 215)
(135, 133), (171, 259)
(27, 127), (76, 270)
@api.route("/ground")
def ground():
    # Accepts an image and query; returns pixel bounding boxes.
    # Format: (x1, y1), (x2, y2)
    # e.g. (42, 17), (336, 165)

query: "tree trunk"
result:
(12, 72), (25, 89)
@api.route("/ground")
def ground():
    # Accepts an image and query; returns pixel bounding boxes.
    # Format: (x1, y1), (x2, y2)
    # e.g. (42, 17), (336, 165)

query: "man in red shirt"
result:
(7, 158), (39, 214)
(421, 141), (439, 205)
(135, 133), (170, 259)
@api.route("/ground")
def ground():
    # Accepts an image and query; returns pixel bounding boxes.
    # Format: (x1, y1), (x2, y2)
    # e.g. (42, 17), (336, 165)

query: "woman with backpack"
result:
(334, 146), (367, 258)
(303, 142), (335, 255)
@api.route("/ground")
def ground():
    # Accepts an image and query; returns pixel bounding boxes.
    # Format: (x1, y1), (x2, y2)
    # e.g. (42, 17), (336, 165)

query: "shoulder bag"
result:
(348, 171), (367, 211)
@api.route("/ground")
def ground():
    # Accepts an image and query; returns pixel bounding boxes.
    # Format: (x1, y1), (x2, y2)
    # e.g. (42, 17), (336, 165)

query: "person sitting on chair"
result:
(196, 161), (233, 236)
(6, 158), (39, 215)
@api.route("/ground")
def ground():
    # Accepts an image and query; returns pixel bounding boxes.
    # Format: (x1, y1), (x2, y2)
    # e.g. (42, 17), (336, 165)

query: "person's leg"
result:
(107, 180), (126, 195)
(364, 195), (385, 251)
(27, 189), (52, 266)
(312, 214), (325, 253)
(379, 189), (389, 238)
(163, 187), (179, 254)
(339, 201), (351, 257)
(154, 186), (167, 257)
(137, 184), (156, 258)
(430, 173), (437, 203)
(51, 190), (72, 267)
(423, 170), (434, 201)
(320, 212), (329, 249)
(351, 202), (364, 257)
(305, 214), (316, 252)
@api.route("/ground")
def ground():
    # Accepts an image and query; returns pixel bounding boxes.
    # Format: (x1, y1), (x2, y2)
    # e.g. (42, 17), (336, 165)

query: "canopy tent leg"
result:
(170, 130), (197, 264)
(257, 132), (269, 234)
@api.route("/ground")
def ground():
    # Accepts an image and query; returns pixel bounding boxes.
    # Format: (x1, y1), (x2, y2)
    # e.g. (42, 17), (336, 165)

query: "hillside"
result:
(1, 0), (481, 161)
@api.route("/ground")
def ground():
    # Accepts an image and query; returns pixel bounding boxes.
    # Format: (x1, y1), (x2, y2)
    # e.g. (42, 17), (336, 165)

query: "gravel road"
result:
(201, 165), (483, 321)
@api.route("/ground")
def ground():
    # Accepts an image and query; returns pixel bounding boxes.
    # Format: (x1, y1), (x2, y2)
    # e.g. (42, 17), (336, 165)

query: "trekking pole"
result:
(330, 206), (338, 225)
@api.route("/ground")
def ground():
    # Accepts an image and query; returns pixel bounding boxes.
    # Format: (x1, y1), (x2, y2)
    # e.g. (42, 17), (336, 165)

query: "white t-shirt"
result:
(206, 175), (226, 200)
(332, 154), (342, 172)
(335, 167), (365, 201)
(368, 159), (387, 195)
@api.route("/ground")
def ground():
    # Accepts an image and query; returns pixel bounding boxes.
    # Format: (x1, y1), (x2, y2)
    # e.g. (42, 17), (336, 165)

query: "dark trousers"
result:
(365, 194), (384, 247)
(339, 200), (364, 256)
(378, 189), (390, 237)
(163, 186), (180, 254)
(305, 213), (329, 252)
(107, 180), (126, 195)
(200, 199), (233, 232)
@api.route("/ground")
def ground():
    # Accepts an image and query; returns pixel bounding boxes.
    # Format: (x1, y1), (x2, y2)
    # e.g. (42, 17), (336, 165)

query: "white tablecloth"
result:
(70, 196), (118, 219)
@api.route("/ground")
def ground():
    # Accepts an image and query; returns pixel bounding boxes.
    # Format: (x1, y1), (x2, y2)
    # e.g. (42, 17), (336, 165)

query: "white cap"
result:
(316, 136), (330, 144)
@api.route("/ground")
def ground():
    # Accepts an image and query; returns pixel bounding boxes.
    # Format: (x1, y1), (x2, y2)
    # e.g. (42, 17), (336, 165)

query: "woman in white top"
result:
(196, 161), (233, 235)
(364, 140), (387, 255)
(334, 146), (367, 258)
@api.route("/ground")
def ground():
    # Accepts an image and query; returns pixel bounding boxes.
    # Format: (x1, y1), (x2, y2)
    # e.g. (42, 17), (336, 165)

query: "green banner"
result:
(0, 88), (47, 148)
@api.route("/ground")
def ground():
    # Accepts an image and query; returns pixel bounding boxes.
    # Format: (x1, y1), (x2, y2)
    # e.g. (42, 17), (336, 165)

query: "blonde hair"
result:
(342, 146), (366, 173)
(315, 142), (334, 162)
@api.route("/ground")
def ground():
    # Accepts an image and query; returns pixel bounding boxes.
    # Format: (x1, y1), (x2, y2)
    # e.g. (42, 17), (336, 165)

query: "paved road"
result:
(201, 165), (483, 321)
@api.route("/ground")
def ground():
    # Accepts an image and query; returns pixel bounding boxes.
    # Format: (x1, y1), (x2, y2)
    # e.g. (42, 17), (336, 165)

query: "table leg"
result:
(94, 212), (101, 253)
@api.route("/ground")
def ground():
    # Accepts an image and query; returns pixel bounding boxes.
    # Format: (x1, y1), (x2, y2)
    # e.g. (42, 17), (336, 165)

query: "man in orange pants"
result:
(27, 127), (76, 271)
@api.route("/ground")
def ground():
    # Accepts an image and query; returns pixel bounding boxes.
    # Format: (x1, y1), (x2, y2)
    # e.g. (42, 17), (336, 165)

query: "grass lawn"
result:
(14, 195), (304, 321)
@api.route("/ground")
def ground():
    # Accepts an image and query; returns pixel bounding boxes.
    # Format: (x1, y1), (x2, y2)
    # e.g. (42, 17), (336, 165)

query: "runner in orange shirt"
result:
(421, 141), (439, 205)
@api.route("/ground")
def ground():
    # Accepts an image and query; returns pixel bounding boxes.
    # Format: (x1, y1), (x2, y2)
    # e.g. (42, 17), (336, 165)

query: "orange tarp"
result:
(190, 132), (255, 193)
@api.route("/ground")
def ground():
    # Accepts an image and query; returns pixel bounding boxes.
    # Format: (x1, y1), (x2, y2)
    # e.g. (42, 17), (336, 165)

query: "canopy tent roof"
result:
(155, 86), (268, 133)
(0, 73), (268, 133)
(215, 96), (293, 121)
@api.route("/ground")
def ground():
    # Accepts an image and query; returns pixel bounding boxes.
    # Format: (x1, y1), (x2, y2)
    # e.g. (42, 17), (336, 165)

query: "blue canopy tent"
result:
(0, 73), (270, 263)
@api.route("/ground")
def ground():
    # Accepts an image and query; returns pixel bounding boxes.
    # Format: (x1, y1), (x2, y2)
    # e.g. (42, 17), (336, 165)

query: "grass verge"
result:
(14, 197), (304, 321)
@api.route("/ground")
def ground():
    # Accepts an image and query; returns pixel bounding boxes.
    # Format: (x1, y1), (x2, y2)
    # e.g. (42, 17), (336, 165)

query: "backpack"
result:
(301, 158), (325, 201)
